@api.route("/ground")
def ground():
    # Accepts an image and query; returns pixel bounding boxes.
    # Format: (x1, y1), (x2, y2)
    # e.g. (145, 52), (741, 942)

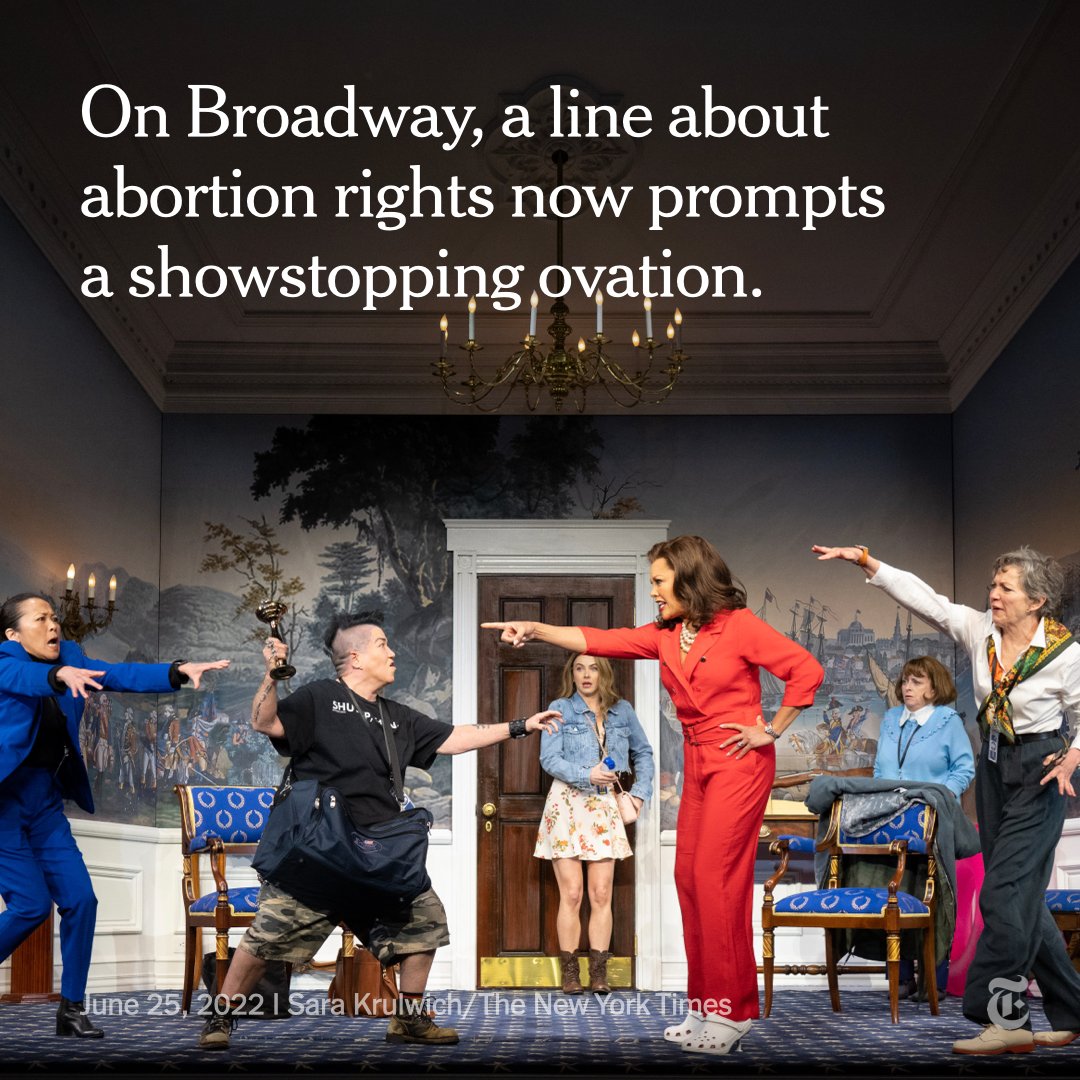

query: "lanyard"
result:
(897, 719), (919, 771)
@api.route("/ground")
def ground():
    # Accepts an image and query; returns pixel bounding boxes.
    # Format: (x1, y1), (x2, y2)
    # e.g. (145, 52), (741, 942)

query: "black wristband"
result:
(509, 717), (529, 739)
(169, 660), (189, 689)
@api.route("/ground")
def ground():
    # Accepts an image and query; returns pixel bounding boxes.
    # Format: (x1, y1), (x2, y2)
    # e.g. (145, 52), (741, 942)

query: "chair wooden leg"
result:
(339, 936), (356, 1018)
(215, 931), (230, 1001)
(182, 926), (198, 1014)
(762, 927), (774, 1017)
(886, 932), (900, 1023)
(823, 929), (842, 1013)
(922, 925), (940, 1016)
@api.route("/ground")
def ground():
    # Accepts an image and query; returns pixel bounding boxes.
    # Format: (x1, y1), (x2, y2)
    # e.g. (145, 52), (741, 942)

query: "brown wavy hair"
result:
(647, 535), (747, 629)
(893, 656), (956, 707)
(558, 654), (621, 714)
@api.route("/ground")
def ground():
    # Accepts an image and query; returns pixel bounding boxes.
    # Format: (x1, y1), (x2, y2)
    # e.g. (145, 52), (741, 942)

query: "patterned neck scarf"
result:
(977, 617), (1074, 742)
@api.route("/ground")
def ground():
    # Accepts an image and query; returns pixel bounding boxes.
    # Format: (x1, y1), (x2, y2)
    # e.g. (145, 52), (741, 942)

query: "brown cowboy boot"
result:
(588, 949), (612, 994)
(559, 951), (584, 995)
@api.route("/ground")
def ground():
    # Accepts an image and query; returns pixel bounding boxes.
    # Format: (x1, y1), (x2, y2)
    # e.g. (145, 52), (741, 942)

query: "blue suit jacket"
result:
(0, 639), (175, 813)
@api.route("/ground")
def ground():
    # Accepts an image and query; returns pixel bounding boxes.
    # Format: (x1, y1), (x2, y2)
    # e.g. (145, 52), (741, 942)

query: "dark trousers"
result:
(963, 740), (1080, 1031)
(899, 956), (950, 992)
(0, 767), (97, 1001)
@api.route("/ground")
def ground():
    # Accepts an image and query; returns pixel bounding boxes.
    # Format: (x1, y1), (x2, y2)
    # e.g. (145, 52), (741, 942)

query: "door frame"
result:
(445, 518), (670, 991)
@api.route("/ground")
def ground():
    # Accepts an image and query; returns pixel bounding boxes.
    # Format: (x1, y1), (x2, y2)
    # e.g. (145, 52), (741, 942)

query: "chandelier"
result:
(58, 563), (118, 644)
(433, 151), (688, 412)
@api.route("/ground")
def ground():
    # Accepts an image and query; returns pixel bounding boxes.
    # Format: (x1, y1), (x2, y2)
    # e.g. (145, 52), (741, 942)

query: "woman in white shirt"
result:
(814, 544), (1080, 1056)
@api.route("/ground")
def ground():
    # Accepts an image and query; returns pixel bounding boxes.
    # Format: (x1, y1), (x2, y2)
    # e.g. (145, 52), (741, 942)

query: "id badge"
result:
(988, 728), (999, 764)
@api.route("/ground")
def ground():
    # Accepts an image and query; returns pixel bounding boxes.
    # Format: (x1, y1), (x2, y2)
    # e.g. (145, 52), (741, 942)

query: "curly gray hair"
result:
(992, 546), (1064, 615)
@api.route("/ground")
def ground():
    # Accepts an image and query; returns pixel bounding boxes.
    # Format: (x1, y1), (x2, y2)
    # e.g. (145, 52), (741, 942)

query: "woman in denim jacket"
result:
(535, 654), (654, 995)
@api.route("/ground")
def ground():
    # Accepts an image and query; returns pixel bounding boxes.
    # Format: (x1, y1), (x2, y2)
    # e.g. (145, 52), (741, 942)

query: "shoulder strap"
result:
(373, 696), (407, 808)
(338, 678), (407, 809)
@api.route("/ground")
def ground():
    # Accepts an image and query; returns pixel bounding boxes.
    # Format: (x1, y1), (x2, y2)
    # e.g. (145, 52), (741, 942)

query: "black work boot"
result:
(56, 997), (104, 1038)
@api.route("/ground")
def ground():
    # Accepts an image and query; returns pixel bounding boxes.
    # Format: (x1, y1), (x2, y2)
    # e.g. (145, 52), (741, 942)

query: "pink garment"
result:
(947, 851), (985, 996)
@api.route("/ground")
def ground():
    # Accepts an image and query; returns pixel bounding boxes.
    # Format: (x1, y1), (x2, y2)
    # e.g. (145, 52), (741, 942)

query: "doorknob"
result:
(481, 802), (497, 817)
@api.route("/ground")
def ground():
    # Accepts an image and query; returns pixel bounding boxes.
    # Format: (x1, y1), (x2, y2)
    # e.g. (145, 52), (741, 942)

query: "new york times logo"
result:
(986, 974), (1030, 1030)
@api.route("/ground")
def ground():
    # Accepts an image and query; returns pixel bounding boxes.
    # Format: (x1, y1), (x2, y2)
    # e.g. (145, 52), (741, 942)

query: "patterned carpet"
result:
(1, 989), (1077, 1079)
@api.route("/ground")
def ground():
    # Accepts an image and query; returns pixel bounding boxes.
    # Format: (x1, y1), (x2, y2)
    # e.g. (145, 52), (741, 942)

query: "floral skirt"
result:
(534, 779), (632, 861)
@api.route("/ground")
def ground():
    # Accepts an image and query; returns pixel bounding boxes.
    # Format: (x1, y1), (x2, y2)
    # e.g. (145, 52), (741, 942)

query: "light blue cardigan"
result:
(873, 704), (975, 799)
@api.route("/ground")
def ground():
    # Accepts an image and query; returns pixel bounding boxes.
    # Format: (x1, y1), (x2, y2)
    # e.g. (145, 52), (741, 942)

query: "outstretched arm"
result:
(437, 710), (561, 755)
(481, 621), (587, 652)
(812, 543), (981, 647)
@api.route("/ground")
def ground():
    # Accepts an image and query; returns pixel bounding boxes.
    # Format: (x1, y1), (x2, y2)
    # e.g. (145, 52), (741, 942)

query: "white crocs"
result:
(663, 1009), (705, 1043)
(683, 1015), (752, 1055)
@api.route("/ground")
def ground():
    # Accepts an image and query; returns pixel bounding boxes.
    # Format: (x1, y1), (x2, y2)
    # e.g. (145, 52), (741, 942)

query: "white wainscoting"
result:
(5, 742), (1079, 994)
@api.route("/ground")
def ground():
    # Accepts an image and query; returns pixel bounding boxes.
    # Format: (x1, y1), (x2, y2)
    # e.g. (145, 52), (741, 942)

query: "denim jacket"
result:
(540, 693), (654, 801)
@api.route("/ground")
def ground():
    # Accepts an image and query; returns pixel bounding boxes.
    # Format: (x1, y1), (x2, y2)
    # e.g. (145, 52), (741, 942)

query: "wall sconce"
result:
(58, 563), (117, 644)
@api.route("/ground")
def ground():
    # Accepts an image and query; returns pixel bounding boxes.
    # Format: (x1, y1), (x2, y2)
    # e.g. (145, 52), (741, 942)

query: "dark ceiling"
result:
(2, 0), (1078, 413)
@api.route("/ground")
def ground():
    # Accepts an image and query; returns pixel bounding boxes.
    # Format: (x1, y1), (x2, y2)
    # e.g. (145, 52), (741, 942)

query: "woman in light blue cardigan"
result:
(874, 656), (975, 798)
(874, 655), (975, 996)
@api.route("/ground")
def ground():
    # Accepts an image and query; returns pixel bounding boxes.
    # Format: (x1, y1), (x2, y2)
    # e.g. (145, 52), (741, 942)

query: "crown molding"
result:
(943, 154), (1080, 406)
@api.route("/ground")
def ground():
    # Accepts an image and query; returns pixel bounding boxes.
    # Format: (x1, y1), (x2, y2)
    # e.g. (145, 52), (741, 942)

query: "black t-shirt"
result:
(273, 679), (450, 825)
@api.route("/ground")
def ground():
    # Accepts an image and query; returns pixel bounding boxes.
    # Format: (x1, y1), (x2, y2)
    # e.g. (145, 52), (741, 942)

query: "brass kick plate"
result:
(479, 955), (632, 988)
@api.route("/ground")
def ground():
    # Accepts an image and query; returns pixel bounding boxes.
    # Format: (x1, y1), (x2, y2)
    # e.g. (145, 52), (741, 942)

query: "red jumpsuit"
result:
(582, 608), (823, 1020)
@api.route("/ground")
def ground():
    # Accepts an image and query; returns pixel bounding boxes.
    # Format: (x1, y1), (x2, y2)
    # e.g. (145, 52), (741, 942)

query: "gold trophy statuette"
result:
(256, 600), (297, 680)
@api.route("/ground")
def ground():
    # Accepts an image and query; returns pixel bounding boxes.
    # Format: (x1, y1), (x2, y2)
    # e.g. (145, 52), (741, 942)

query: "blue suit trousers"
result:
(0, 767), (97, 1001)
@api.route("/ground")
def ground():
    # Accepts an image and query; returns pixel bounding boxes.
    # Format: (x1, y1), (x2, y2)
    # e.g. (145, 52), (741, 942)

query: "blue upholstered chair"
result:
(761, 796), (940, 1023)
(176, 784), (276, 1013)
(1046, 889), (1080, 961)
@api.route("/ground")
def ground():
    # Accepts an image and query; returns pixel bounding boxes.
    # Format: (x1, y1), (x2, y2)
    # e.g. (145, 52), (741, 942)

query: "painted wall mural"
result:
(148, 410), (959, 830)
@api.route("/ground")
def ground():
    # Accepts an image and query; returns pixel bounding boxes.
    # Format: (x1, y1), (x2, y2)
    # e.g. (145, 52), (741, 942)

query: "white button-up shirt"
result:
(870, 561), (1080, 749)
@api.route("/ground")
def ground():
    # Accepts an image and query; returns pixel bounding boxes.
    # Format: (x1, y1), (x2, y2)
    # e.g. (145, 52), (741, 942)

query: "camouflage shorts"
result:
(240, 880), (450, 966)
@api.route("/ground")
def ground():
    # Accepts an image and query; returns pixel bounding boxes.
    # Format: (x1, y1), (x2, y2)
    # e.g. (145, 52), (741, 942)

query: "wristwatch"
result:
(762, 723), (780, 740)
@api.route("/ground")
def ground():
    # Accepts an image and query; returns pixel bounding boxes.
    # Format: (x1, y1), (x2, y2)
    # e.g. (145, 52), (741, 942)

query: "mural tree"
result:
(200, 515), (309, 660)
(313, 539), (379, 627)
(250, 416), (604, 663)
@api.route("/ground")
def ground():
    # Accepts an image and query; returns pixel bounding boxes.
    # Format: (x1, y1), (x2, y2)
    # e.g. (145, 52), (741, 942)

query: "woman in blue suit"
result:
(874, 655), (975, 997)
(0, 592), (228, 1037)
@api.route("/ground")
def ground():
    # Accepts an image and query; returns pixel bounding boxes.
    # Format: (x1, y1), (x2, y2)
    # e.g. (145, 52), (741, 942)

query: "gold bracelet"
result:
(856, 546), (869, 567)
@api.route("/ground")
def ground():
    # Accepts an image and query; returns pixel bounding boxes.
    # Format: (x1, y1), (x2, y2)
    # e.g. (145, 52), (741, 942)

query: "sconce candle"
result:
(644, 297), (653, 340)
(467, 296), (476, 341)
(66, 564), (75, 596)
(439, 314), (448, 359)
(87, 573), (96, 601)
(595, 291), (603, 335)
(108, 576), (117, 603)
(529, 291), (538, 337)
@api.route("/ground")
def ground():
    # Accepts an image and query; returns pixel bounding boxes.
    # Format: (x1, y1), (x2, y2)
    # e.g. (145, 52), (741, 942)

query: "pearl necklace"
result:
(680, 622), (698, 653)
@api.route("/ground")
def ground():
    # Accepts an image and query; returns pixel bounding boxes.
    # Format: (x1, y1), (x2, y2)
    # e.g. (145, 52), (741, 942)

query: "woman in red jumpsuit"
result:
(485, 535), (823, 1055)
